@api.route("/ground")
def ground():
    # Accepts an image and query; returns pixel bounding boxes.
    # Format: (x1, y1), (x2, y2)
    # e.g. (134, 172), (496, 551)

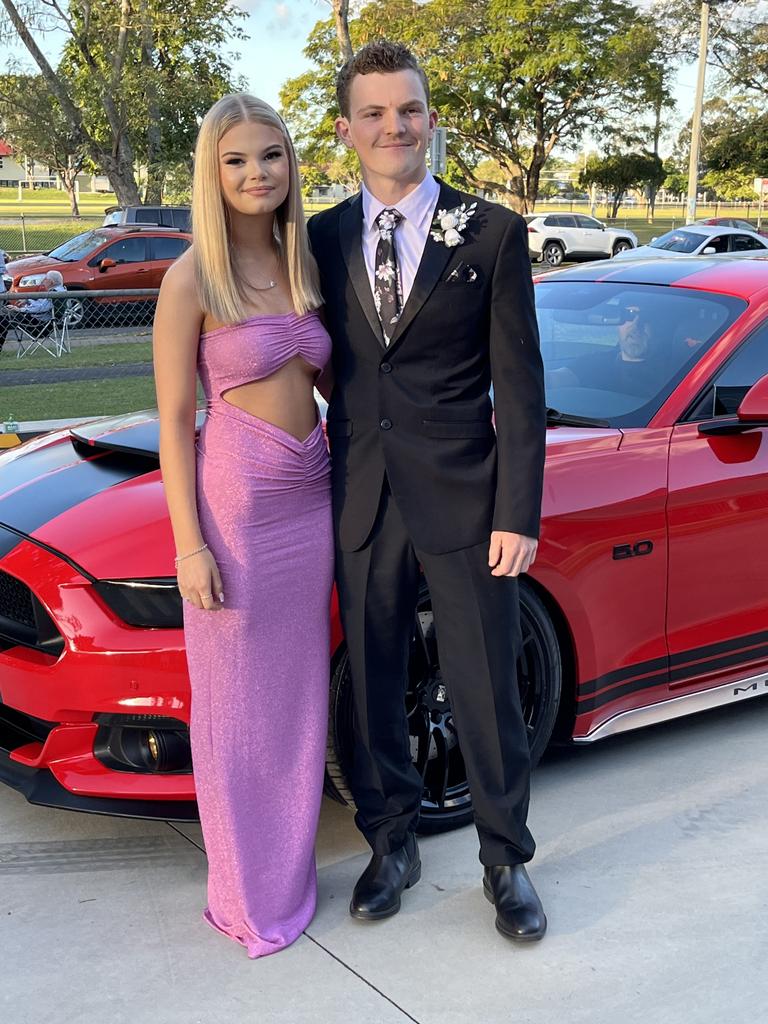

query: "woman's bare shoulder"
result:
(160, 247), (199, 303)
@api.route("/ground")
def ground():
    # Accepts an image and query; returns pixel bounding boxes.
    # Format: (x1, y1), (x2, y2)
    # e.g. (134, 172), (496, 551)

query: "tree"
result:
(280, 0), (673, 212)
(0, 73), (86, 214)
(0, 0), (245, 203)
(580, 151), (665, 217)
(707, 112), (768, 188)
(325, 0), (353, 61)
(669, 96), (767, 199)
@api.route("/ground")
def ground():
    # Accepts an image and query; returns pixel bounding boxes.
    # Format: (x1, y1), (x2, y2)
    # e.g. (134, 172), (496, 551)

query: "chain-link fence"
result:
(0, 289), (159, 425)
(0, 215), (104, 258)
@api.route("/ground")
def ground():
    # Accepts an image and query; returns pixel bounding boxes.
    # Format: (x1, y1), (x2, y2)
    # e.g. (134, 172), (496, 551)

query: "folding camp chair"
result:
(50, 295), (75, 355)
(8, 309), (60, 358)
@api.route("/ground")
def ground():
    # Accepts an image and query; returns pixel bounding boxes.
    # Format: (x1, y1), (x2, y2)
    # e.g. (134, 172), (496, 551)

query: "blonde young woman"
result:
(153, 94), (333, 958)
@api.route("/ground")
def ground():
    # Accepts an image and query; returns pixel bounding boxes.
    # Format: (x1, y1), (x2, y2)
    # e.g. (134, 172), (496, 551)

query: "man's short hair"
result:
(336, 40), (430, 118)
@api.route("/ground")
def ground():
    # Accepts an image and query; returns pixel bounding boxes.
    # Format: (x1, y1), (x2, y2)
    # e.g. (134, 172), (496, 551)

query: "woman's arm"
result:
(153, 254), (223, 610)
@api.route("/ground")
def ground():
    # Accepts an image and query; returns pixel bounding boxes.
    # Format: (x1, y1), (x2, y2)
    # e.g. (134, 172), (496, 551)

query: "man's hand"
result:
(488, 531), (538, 577)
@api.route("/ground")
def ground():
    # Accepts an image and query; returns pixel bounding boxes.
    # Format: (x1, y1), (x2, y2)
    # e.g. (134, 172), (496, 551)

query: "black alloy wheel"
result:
(324, 578), (563, 835)
(612, 240), (633, 255)
(542, 241), (565, 267)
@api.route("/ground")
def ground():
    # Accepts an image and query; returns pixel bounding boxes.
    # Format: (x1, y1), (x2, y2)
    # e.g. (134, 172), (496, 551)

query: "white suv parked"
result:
(525, 213), (637, 267)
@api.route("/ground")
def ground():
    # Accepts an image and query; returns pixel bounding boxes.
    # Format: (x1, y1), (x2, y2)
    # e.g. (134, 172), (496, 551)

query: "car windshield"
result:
(536, 281), (747, 427)
(47, 231), (110, 262)
(648, 229), (706, 253)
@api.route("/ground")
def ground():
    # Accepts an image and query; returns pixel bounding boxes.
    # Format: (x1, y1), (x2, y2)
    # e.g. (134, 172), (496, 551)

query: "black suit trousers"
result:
(335, 480), (536, 866)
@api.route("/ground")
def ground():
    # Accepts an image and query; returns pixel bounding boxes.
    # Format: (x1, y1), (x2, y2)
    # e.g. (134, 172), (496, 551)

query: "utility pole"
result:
(686, 0), (711, 224)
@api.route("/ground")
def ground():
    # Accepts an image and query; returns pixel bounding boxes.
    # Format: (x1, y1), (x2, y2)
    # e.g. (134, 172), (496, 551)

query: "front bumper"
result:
(0, 529), (197, 817)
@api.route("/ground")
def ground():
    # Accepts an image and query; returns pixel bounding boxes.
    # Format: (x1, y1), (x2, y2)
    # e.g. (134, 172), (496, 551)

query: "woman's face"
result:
(218, 120), (290, 218)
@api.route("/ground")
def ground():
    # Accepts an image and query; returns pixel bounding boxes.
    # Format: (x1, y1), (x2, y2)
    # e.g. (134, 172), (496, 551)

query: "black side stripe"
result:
(577, 672), (669, 714)
(578, 654), (669, 697)
(578, 629), (768, 713)
(670, 641), (768, 685)
(669, 629), (768, 667)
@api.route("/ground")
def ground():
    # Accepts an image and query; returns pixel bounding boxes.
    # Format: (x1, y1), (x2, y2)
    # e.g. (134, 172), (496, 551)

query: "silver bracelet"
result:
(174, 542), (208, 565)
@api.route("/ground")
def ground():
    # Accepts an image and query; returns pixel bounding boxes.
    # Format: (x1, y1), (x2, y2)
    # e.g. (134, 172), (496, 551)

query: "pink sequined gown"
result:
(183, 310), (333, 958)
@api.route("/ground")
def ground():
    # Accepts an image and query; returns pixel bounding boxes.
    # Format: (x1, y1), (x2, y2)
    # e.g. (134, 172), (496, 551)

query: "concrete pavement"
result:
(2, 698), (767, 1024)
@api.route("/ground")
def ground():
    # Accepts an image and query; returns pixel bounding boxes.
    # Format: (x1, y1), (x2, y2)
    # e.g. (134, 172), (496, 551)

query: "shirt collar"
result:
(361, 172), (440, 234)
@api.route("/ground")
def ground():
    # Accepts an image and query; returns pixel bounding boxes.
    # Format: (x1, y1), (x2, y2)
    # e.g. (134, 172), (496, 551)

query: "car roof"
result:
(99, 224), (190, 234)
(534, 255), (768, 301)
(671, 224), (757, 236)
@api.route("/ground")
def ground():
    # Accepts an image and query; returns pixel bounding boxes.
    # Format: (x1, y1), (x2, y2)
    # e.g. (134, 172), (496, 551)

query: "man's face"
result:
(618, 305), (652, 361)
(335, 69), (437, 185)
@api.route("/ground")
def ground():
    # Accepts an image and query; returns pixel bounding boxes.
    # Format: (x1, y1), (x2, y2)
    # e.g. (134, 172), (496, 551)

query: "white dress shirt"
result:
(361, 172), (441, 307)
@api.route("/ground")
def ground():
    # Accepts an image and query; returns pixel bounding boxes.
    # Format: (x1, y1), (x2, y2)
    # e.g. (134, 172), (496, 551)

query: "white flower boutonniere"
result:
(430, 202), (477, 248)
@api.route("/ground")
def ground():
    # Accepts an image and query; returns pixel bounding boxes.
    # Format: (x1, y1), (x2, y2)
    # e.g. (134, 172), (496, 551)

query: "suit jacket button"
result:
(380, 418), (392, 430)
(380, 361), (392, 374)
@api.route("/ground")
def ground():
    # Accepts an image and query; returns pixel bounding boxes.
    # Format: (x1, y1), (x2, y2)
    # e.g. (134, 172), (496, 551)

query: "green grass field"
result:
(1, 376), (157, 421)
(0, 340), (152, 371)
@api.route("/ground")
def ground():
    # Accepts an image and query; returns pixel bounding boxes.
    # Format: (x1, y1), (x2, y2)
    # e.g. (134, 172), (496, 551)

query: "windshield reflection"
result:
(535, 282), (745, 427)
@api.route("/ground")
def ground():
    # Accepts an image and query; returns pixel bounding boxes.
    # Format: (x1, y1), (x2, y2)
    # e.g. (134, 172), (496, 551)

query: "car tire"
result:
(63, 288), (88, 327)
(612, 240), (633, 255)
(542, 241), (565, 267)
(324, 577), (563, 835)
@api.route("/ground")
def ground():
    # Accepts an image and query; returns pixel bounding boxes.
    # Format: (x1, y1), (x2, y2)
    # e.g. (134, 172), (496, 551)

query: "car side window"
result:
(544, 215), (564, 227)
(731, 234), (766, 252)
(576, 215), (600, 229)
(706, 235), (729, 254)
(151, 236), (190, 261)
(135, 208), (160, 224)
(686, 321), (768, 419)
(98, 237), (147, 264)
(557, 215), (577, 228)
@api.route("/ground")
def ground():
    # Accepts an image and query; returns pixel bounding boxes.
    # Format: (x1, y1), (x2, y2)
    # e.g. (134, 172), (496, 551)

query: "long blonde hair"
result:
(191, 93), (322, 323)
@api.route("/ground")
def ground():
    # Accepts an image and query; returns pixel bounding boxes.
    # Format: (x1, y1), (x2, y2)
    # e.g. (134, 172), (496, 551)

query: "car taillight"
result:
(527, 226), (538, 233)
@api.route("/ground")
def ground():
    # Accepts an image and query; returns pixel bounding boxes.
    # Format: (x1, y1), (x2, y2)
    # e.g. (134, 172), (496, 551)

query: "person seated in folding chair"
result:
(5, 271), (67, 356)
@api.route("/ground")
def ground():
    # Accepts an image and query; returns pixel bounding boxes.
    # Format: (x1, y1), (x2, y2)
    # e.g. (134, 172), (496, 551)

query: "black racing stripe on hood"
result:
(0, 524), (23, 561)
(0, 450), (150, 535)
(0, 439), (89, 494)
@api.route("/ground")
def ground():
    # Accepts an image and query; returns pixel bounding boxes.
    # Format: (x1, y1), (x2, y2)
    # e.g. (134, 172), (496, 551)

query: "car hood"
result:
(5, 254), (62, 276)
(0, 411), (621, 578)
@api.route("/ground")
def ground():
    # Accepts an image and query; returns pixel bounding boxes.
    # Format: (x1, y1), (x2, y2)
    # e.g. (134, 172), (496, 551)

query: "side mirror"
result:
(99, 257), (117, 272)
(699, 373), (768, 436)
(702, 246), (717, 255)
(737, 372), (768, 422)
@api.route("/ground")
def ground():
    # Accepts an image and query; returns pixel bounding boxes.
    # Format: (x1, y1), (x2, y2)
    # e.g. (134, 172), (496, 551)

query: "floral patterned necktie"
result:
(373, 207), (403, 345)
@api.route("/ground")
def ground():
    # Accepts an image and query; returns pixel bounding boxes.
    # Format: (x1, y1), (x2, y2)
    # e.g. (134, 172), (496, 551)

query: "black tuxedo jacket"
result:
(308, 179), (545, 555)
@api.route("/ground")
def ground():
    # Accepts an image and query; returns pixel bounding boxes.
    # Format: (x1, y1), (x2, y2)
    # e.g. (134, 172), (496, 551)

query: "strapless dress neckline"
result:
(201, 309), (317, 340)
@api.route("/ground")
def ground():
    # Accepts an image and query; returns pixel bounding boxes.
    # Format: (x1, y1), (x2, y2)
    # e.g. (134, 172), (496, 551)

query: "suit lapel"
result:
(338, 193), (386, 349)
(385, 180), (462, 351)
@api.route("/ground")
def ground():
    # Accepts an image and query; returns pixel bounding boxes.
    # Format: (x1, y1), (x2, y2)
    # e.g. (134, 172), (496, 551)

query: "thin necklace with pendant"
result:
(250, 276), (277, 290)
(238, 246), (279, 290)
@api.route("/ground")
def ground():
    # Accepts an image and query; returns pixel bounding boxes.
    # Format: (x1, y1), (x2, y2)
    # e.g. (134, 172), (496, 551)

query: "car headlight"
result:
(93, 578), (183, 628)
(18, 273), (49, 287)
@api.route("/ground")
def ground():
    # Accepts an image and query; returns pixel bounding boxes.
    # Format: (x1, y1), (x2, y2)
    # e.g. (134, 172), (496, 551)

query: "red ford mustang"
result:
(1, 256), (767, 833)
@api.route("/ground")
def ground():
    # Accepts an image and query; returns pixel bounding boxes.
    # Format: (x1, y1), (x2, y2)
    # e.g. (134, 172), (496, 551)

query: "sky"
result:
(0, 0), (700, 160)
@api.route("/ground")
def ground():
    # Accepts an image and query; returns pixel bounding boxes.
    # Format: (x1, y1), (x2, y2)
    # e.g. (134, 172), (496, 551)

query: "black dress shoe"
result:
(483, 865), (547, 942)
(350, 833), (421, 921)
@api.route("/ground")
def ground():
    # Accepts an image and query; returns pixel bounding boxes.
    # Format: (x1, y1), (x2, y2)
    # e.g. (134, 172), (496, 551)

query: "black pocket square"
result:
(445, 261), (479, 284)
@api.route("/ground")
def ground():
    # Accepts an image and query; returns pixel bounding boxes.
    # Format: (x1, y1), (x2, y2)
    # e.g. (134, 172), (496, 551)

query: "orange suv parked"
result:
(5, 225), (191, 325)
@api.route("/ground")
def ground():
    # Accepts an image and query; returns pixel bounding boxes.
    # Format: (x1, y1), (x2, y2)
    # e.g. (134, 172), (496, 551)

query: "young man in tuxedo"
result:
(307, 41), (548, 942)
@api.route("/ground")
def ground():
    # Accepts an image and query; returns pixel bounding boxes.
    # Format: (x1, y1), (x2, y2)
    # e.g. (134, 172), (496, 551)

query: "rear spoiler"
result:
(70, 410), (205, 459)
